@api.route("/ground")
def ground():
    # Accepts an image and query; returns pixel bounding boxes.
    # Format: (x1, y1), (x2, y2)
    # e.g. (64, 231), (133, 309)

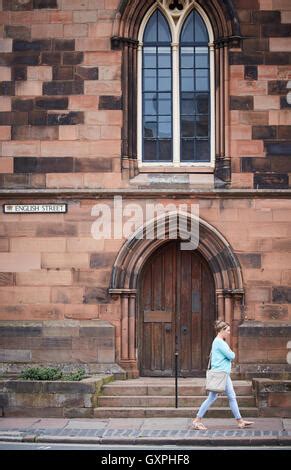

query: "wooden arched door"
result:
(138, 240), (215, 377)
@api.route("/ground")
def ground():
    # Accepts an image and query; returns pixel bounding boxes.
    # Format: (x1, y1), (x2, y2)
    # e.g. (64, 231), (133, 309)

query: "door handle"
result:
(165, 324), (171, 332)
(181, 325), (188, 334)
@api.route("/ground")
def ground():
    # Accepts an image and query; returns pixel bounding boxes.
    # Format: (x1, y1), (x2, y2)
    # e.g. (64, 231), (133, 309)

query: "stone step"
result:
(97, 395), (256, 407)
(94, 407), (259, 418)
(102, 384), (253, 397)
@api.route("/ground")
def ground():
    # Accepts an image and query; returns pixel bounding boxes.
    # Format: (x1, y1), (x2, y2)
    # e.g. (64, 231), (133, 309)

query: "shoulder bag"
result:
(205, 352), (228, 393)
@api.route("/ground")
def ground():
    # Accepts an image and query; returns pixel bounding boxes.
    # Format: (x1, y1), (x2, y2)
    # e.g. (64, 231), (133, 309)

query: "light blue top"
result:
(210, 337), (235, 374)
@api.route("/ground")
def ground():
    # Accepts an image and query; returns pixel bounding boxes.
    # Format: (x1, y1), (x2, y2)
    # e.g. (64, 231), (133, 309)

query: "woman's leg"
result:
(196, 391), (218, 419)
(225, 376), (254, 427)
(225, 375), (242, 420)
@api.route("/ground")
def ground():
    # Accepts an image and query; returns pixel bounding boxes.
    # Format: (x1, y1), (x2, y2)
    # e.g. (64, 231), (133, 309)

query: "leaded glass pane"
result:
(144, 139), (157, 161)
(196, 140), (210, 160)
(159, 140), (172, 161)
(158, 116), (172, 138)
(158, 69), (171, 91)
(158, 47), (171, 68)
(144, 92), (158, 115)
(181, 13), (194, 43)
(195, 12), (209, 42)
(158, 11), (171, 42)
(144, 47), (157, 68)
(144, 116), (157, 138)
(159, 93), (171, 115)
(196, 93), (209, 114)
(195, 47), (209, 68)
(181, 139), (195, 161)
(181, 115), (195, 138)
(143, 14), (157, 43)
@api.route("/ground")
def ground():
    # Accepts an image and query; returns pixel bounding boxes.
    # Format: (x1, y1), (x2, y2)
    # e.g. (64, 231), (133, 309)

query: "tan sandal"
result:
(192, 421), (207, 430)
(238, 420), (254, 429)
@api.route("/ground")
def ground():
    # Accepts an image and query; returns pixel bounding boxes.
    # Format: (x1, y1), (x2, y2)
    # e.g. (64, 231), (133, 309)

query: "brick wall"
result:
(0, 1), (291, 376)
(0, 197), (290, 373)
(0, 0), (123, 189)
(230, 0), (291, 189)
(0, 319), (116, 372)
(0, 373), (116, 417)
(238, 323), (291, 377)
(0, 1), (291, 188)
(253, 378), (291, 416)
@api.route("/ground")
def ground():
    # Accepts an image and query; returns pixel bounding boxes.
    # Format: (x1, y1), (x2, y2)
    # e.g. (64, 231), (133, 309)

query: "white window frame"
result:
(137, 3), (215, 169)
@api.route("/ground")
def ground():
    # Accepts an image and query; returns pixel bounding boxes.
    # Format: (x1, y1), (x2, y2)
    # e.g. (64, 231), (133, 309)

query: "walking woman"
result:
(192, 320), (254, 430)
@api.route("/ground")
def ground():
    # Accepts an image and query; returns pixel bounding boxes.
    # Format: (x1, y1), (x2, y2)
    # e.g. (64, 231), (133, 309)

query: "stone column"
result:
(121, 293), (129, 360)
(111, 289), (138, 377)
(224, 294), (233, 349)
(216, 289), (225, 320)
(219, 44), (225, 158)
(233, 293), (244, 365)
(223, 42), (230, 161)
(128, 293), (136, 360)
(214, 43), (220, 156)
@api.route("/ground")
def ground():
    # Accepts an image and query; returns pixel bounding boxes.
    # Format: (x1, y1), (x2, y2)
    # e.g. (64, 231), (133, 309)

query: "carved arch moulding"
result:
(109, 211), (245, 375)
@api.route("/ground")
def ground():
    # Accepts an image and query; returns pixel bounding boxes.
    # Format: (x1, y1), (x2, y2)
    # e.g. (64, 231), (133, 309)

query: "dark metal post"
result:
(175, 351), (179, 408)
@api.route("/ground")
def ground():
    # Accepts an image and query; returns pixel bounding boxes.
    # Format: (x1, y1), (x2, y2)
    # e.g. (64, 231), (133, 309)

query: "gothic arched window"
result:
(138, 4), (214, 167)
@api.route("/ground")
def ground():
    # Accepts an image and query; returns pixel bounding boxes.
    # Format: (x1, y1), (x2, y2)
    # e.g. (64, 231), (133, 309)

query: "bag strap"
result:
(207, 351), (212, 370)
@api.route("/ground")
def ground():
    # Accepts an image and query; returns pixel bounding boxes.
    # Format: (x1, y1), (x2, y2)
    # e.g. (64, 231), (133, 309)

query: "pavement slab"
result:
(65, 419), (108, 429)
(106, 418), (144, 429)
(0, 417), (290, 446)
(141, 418), (189, 429)
(0, 418), (39, 429)
(29, 418), (69, 429)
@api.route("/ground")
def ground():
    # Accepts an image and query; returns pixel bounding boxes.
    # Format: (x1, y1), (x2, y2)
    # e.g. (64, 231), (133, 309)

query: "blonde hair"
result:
(214, 320), (230, 334)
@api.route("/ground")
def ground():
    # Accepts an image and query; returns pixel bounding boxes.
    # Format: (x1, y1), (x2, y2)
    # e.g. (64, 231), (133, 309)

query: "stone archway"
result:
(113, 0), (241, 40)
(109, 211), (244, 376)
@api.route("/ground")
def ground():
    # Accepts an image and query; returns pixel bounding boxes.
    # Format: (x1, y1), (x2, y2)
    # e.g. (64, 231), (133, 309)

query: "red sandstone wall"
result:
(0, 0), (123, 189)
(0, 0), (290, 188)
(0, 198), (290, 325)
(230, 0), (291, 189)
(0, 1), (291, 372)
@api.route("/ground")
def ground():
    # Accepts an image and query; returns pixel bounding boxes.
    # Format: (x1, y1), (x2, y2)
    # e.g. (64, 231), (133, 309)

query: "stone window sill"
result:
(129, 171), (215, 188)
(138, 166), (214, 174)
